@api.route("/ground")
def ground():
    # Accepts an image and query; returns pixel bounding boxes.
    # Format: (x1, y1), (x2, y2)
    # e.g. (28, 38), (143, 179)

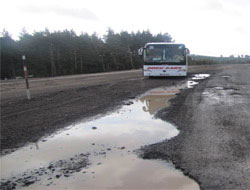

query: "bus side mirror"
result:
(185, 48), (190, 54)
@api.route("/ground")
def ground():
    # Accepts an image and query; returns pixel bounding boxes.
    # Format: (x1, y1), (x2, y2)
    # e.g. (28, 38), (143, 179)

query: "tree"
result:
(1, 30), (20, 79)
(1, 28), (174, 78)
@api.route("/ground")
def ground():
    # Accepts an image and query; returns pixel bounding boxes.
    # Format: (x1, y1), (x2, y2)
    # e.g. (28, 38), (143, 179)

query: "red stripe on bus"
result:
(147, 67), (183, 70)
(147, 67), (164, 69)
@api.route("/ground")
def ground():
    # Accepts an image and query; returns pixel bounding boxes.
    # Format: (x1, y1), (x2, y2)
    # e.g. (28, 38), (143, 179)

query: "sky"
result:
(1, 0), (250, 56)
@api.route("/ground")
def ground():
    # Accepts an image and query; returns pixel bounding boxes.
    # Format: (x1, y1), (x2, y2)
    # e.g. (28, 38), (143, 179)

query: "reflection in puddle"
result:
(187, 74), (210, 89)
(187, 81), (199, 88)
(0, 84), (201, 189)
(192, 74), (210, 80)
(140, 86), (181, 115)
(214, 87), (224, 90)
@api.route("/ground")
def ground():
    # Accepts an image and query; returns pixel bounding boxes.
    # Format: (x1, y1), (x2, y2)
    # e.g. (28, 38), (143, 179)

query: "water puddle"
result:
(186, 74), (210, 89)
(140, 85), (181, 114)
(214, 87), (224, 90)
(192, 74), (210, 80)
(222, 75), (230, 78)
(0, 80), (205, 190)
(202, 86), (243, 105)
(187, 81), (199, 88)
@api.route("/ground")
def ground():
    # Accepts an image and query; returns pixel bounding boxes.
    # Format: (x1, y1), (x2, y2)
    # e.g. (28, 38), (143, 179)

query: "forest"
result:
(0, 29), (172, 79)
(189, 54), (250, 65)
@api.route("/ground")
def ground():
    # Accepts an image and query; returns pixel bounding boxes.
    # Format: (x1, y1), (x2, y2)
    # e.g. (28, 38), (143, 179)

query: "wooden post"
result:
(22, 55), (31, 100)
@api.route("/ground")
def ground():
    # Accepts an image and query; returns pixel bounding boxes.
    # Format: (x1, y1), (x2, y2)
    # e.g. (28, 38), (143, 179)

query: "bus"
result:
(141, 42), (189, 77)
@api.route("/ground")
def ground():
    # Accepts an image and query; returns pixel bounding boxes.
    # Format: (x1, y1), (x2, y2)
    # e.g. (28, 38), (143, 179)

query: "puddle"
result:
(202, 87), (243, 105)
(214, 87), (224, 90)
(140, 85), (181, 115)
(192, 74), (210, 80)
(187, 81), (199, 88)
(186, 73), (210, 89)
(0, 83), (201, 190)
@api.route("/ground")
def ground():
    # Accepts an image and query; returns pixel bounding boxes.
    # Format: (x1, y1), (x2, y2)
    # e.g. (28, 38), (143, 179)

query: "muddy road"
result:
(1, 64), (250, 189)
(142, 63), (250, 189)
(1, 65), (217, 151)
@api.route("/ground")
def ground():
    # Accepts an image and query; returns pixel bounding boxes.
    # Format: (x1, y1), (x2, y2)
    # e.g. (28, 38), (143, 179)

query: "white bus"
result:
(141, 42), (189, 77)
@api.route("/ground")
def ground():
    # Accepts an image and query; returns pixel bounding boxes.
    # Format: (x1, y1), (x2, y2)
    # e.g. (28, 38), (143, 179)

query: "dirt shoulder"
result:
(0, 65), (229, 153)
(141, 64), (250, 189)
(0, 67), (190, 152)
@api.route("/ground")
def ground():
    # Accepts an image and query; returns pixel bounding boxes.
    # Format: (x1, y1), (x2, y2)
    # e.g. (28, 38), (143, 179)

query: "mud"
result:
(0, 74), (184, 153)
(1, 64), (249, 189)
(0, 65), (221, 153)
(1, 153), (89, 189)
(1, 87), (198, 189)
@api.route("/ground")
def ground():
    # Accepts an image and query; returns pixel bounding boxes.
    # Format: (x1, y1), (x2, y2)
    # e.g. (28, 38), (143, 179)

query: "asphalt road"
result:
(141, 63), (250, 189)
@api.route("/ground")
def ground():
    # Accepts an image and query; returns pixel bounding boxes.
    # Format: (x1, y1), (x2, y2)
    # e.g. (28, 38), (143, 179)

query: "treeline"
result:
(189, 55), (250, 65)
(1, 29), (172, 79)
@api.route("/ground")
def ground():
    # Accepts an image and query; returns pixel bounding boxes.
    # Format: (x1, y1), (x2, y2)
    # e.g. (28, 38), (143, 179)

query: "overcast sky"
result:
(1, 0), (250, 56)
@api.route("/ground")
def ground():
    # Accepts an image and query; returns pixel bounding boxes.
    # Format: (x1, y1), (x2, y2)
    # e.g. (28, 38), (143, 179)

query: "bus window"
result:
(144, 45), (185, 63)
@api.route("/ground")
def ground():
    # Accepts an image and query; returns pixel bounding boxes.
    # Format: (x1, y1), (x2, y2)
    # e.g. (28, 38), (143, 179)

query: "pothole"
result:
(214, 87), (224, 90)
(202, 87), (243, 105)
(192, 74), (210, 80)
(222, 75), (230, 78)
(187, 73), (210, 89)
(187, 81), (199, 88)
(1, 82), (204, 190)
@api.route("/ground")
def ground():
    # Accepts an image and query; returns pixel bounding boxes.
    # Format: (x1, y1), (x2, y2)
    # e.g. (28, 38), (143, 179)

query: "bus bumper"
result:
(143, 65), (187, 77)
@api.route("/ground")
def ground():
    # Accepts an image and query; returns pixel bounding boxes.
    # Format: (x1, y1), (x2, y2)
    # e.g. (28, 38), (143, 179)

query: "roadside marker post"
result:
(22, 55), (31, 100)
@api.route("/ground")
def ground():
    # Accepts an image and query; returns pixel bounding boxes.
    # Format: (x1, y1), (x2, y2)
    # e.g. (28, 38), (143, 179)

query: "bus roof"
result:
(144, 42), (185, 47)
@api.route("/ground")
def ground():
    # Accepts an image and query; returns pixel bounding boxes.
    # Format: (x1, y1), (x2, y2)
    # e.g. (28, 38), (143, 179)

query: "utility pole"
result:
(22, 55), (31, 100)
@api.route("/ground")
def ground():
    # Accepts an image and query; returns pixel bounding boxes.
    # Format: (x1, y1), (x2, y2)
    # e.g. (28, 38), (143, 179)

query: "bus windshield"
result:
(144, 44), (185, 63)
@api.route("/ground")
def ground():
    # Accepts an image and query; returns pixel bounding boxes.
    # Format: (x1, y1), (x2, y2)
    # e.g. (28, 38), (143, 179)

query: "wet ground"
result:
(141, 64), (250, 189)
(0, 65), (224, 152)
(1, 64), (250, 189)
(1, 84), (200, 189)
